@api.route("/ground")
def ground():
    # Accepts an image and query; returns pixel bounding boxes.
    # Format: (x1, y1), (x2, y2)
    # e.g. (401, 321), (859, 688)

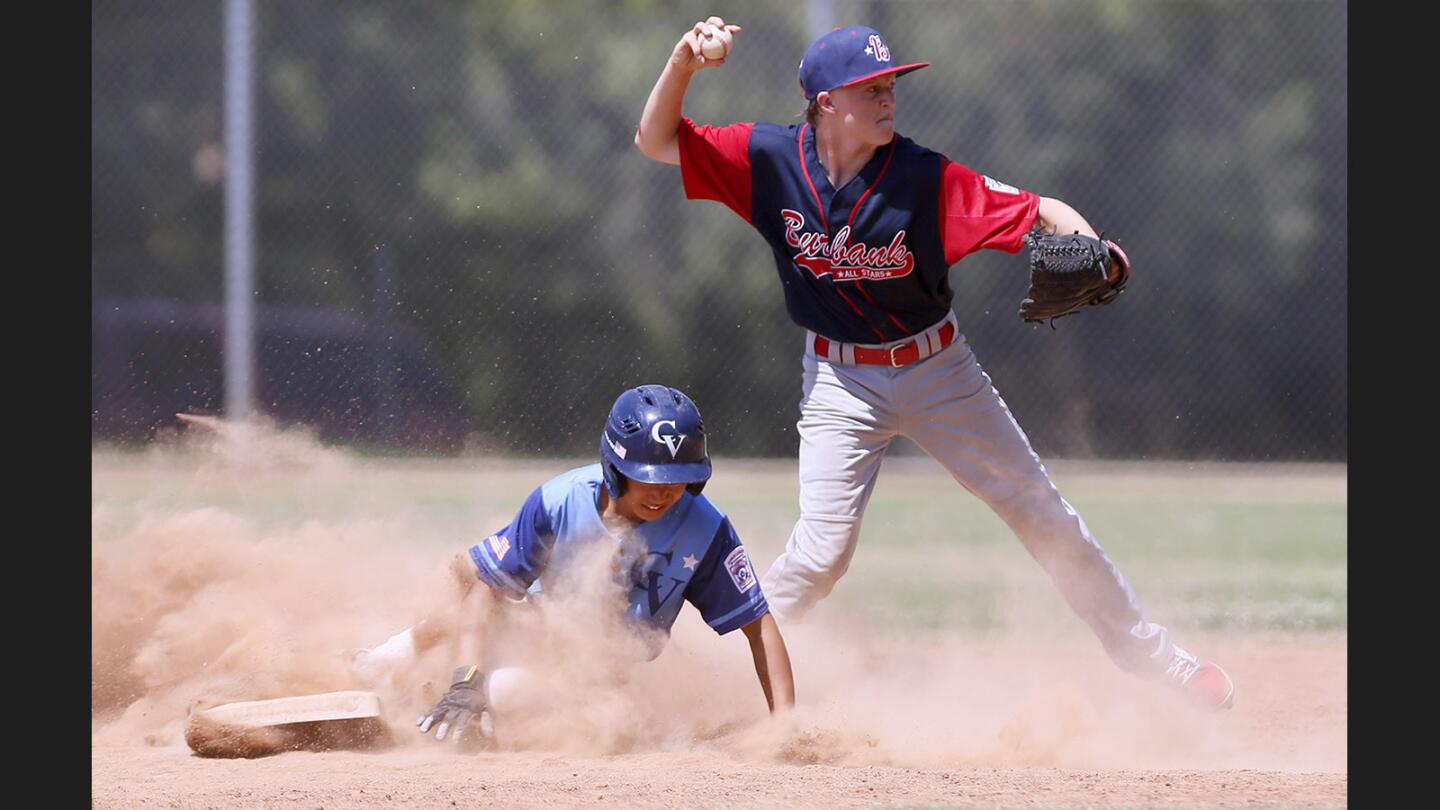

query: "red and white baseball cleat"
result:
(1163, 646), (1235, 710)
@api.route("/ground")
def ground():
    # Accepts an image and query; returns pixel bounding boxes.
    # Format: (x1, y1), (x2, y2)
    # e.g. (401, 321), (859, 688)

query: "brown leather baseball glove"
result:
(1019, 228), (1131, 326)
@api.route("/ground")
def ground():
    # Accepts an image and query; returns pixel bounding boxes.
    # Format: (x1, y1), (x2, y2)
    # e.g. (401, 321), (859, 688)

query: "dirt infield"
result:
(92, 630), (1346, 808)
(92, 440), (1345, 808)
(93, 748), (1344, 809)
(91, 637), (1345, 808)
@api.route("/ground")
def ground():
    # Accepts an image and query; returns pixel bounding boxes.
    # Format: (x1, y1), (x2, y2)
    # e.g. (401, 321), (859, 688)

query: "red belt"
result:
(813, 320), (957, 367)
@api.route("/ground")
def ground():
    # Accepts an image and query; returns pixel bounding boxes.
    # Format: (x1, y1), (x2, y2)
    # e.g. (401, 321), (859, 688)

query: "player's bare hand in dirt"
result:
(671, 17), (741, 72)
(417, 666), (488, 745)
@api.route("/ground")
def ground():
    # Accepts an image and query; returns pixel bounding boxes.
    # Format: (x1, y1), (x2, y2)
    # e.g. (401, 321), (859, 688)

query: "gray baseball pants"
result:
(759, 313), (1175, 677)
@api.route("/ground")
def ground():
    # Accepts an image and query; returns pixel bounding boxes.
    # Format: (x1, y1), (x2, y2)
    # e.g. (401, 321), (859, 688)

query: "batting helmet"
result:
(599, 385), (712, 499)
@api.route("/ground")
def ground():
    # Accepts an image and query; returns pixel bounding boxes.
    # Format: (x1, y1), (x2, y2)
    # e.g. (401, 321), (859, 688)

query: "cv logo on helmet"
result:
(651, 420), (686, 458)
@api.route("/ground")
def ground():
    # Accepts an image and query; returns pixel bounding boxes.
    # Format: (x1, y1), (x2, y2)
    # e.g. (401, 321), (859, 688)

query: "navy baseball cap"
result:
(798, 26), (929, 100)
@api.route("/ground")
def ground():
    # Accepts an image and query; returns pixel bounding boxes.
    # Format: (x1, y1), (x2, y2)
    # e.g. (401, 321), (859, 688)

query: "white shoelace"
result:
(1165, 654), (1201, 685)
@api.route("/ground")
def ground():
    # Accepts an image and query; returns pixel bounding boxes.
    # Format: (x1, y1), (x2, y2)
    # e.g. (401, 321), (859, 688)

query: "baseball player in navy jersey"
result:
(352, 385), (795, 745)
(635, 18), (1234, 710)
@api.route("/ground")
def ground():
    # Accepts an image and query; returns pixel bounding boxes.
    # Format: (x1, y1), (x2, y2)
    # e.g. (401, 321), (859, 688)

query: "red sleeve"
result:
(677, 118), (754, 224)
(938, 158), (1039, 265)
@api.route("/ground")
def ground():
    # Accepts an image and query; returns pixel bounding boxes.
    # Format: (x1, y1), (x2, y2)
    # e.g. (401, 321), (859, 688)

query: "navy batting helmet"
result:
(599, 385), (712, 499)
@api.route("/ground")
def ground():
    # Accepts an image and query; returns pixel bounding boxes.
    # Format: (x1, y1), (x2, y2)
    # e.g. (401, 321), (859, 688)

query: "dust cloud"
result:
(93, 419), (1340, 774)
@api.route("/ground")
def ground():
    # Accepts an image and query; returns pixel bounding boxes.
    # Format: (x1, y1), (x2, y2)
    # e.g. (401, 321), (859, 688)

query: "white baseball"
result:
(701, 33), (727, 60)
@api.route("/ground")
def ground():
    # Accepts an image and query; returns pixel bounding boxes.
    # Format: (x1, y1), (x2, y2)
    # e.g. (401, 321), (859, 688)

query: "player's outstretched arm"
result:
(430, 554), (504, 667)
(415, 562), (507, 744)
(635, 16), (742, 165)
(1036, 196), (1099, 239)
(740, 611), (796, 713)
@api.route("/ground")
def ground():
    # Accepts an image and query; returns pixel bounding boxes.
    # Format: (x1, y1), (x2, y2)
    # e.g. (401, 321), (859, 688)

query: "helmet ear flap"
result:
(603, 462), (626, 499)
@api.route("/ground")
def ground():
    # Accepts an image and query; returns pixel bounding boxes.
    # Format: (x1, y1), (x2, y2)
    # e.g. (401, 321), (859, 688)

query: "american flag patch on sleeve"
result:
(487, 533), (511, 561)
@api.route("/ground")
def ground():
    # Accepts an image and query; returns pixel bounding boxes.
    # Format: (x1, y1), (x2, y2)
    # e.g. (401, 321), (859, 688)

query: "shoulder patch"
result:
(724, 547), (757, 593)
(487, 533), (511, 561)
(983, 175), (1019, 195)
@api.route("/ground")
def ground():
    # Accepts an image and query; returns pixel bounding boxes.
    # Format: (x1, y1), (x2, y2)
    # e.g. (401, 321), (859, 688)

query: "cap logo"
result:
(651, 420), (686, 458)
(866, 34), (891, 62)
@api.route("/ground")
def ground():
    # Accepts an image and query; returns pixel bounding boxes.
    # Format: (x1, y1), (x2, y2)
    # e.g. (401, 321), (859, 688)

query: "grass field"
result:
(92, 443), (1347, 639)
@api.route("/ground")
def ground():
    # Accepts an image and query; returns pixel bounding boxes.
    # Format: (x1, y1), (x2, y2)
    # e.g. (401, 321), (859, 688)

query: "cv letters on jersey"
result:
(636, 551), (685, 615)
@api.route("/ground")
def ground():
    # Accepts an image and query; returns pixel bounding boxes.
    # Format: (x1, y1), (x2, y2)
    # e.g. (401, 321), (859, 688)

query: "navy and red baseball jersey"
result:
(678, 119), (1040, 343)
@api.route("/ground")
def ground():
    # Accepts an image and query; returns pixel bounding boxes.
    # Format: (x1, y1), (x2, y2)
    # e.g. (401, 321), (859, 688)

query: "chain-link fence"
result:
(92, 0), (1346, 461)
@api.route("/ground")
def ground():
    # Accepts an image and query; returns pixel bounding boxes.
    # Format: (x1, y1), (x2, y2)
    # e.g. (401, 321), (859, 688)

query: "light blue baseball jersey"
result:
(467, 465), (769, 656)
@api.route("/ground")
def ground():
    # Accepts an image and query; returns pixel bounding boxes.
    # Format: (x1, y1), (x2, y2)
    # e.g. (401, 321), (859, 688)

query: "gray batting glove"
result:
(417, 665), (488, 745)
